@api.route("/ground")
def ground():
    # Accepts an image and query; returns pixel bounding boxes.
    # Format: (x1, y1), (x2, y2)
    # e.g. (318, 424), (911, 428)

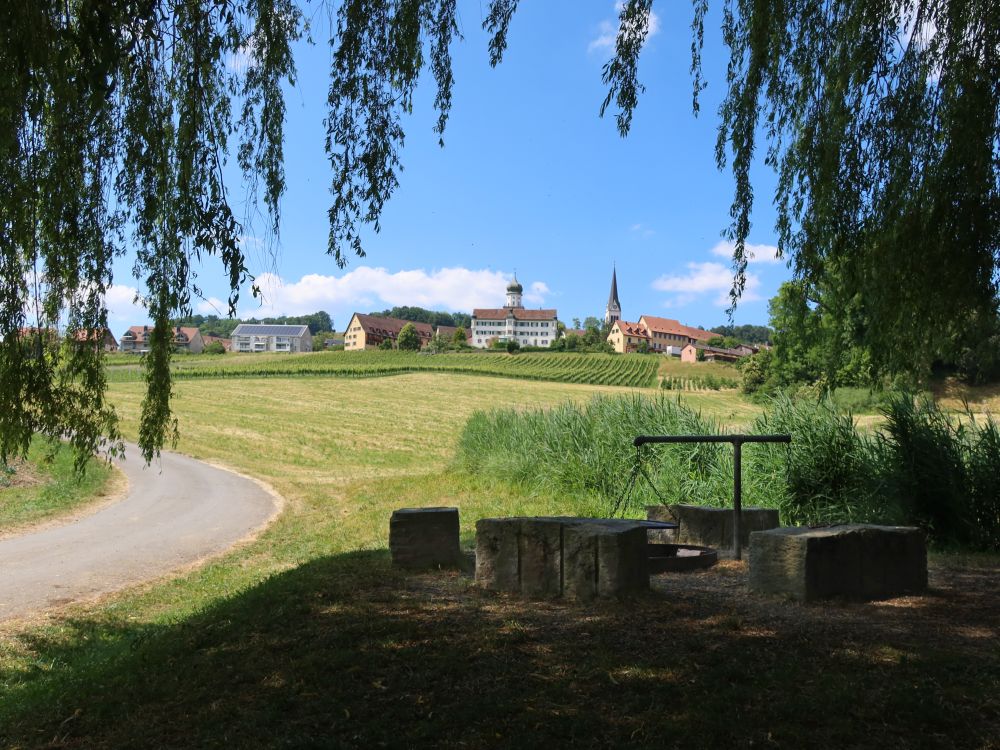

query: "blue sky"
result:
(107, 1), (792, 333)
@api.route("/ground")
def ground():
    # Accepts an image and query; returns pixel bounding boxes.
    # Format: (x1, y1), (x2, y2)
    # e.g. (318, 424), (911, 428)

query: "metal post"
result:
(733, 439), (743, 561)
(631, 434), (791, 563)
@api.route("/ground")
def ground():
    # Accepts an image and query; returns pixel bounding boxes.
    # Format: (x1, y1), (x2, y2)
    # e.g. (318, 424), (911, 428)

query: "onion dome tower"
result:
(505, 274), (524, 309)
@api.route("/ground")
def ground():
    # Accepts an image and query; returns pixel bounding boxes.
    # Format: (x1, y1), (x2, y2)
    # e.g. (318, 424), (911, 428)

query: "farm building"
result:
(681, 342), (747, 363)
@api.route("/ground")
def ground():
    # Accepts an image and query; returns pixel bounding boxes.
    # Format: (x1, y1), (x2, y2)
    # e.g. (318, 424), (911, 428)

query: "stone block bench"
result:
(748, 524), (927, 601)
(475, 517), (649, 600)
(647, 504), (779, 551)
(389, 507), (463, 569)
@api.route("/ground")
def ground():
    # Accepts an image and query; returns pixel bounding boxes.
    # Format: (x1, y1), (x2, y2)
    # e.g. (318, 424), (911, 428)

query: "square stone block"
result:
(662, 504), (779, 550)
(749, 524), (927, 601)
(476, 517), (649, 600)
(389, 507), (462, 569)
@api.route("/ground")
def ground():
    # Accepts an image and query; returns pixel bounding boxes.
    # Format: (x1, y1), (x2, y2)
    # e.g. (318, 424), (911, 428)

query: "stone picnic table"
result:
(475, 516), (676, 600)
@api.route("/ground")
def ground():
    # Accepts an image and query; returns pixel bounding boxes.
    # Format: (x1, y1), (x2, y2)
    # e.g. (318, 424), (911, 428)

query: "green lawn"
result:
(0, 439), (119, 535)
(0, 375), (997, 748)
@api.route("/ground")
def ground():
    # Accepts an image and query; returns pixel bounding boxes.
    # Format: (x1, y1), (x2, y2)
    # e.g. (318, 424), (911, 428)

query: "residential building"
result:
(604, 267), (621, 327)
(230, 324), (311, 353)
(120, 325), (203, 354)
(72, 329), (119, 351)
(470, 276), (558, 348)
(607, 320), (650, 353)
(637, 315), (715, 353)
(343, 314), (445, 350)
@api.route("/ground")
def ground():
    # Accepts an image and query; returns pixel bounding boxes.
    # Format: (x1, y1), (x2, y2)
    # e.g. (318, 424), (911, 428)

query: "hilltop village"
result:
(78, 270), (762, 362)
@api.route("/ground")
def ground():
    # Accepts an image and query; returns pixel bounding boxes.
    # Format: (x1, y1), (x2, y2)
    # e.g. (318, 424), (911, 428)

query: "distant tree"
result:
(396, 323), (421, 351)
(373, 306), (472, 329)
(738, 348), (773, 394)
(310, 330), (340, 350)
(203, 341), (226, 355)
(378, 339), (394, 351)
(636, 340), (650, 354)
(505, 339), (520, 354)
(452, 327), (467, 345)
(710, 324), (772, 345)
(583, 316), (602, 330)
(572, 318), (582, 330)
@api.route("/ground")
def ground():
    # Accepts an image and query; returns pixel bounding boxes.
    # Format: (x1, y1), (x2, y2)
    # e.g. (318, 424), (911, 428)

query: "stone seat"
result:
(748, 524), (927, 601)
(475, 517), (649, 600)
(389, 507), (463, 569)
(647, 504), (779, 550)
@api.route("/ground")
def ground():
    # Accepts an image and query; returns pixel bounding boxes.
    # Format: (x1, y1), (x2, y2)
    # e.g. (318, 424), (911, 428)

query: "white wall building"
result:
(470, 276), (558, 348)
(230, 324), (312, 353)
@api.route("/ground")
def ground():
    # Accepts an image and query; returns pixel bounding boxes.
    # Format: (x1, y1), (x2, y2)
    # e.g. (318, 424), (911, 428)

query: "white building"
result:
(230, 324), (312, 353)
(470, 276), (558, 348)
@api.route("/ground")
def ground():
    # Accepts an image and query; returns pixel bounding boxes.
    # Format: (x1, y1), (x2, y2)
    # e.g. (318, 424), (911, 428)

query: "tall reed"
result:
(457, 392), (1000, 549)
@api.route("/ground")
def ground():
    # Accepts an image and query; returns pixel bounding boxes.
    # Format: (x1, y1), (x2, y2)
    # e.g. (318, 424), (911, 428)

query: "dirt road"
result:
(0, 444), (279, 622)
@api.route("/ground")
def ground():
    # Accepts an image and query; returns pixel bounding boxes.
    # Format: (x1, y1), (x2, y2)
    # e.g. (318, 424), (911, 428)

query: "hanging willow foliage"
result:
(2, 0), (998, 470)
(1, 0), (301, 468)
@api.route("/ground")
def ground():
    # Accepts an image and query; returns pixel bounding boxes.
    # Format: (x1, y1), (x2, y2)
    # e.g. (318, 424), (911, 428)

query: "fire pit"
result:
(648, 543), (718, 573)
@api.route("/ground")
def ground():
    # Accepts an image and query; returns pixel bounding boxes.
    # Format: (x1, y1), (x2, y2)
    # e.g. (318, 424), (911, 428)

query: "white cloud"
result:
(651, 262), (761, 307)
(589, 2), (661, 54)
(630, 222), (655, 238)
(240, 266), (549, 320)
(524, 281), (550, 306)
(104, 284), (147, 325)
(709, 240), (784, 265)
(195, 296), (229, 316)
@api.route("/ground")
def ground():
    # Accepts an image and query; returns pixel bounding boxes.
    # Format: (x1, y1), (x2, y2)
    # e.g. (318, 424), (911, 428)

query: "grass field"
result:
(0, 439), (119, 535)
(104, 349), (660, 387)
(0, 375), (997, 747)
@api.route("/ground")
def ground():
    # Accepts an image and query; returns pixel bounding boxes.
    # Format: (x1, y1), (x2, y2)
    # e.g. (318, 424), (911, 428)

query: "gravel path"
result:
(0, 444), (279, 622)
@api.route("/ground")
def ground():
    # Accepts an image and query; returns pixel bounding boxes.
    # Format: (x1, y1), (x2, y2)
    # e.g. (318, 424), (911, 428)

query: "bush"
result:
(203, 341), (226, 355)
(505, 340), (520, 354)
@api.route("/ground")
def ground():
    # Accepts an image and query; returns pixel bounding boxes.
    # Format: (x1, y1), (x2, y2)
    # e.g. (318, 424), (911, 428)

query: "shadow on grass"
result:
(2, 550), (999, 749)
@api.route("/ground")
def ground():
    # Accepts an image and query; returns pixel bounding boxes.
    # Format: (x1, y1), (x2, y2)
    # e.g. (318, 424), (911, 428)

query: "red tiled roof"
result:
(472, 308), (557, 321)
(122, 325), (200, 343)
(352, 314), (435, 339)
(639, 315), (714, 342)
(613, 320), (650, 339)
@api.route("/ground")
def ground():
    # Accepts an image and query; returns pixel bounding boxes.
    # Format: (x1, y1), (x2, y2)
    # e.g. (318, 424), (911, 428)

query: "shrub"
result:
(396, 322), (421, 351)
(203, 341), (226, 355)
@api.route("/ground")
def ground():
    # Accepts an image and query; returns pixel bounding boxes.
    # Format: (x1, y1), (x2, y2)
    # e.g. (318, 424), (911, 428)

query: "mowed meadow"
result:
(1, 370), (998, 748)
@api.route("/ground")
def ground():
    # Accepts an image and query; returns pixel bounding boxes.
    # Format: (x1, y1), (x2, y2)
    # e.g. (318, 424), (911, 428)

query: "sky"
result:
(106, 1), (793, 333)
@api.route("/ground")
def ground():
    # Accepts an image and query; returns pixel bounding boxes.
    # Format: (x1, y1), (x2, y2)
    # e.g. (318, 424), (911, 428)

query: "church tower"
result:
(505, 274), (523, 309)
(604, 266), (621, 326)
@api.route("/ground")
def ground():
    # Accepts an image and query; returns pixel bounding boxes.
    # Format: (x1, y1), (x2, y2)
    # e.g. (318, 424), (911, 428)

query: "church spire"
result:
(605, 266), (621, 326)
